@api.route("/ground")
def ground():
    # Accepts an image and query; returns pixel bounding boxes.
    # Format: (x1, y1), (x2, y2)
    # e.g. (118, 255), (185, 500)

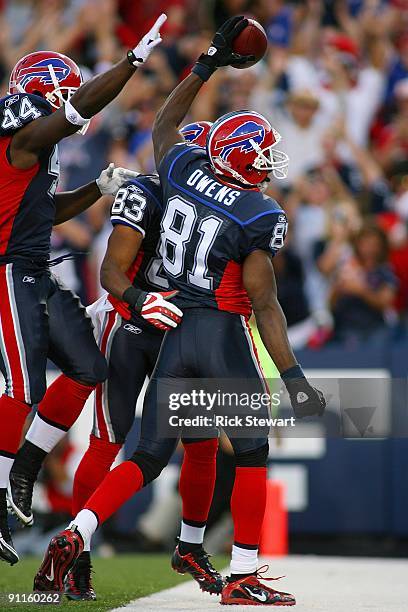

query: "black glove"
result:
(192, 16), (255, 81)
(282, 365), (326, 419)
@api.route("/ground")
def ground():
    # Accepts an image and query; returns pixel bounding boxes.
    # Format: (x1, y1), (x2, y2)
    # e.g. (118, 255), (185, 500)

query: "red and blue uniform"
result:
(158, 142), (287, 317)
(0, 94), (58, 261)
(107, 174), (168, 325)
(129, 142), (288, 465)
(91, 175), (168, 444)
(0, 93), (105, 407)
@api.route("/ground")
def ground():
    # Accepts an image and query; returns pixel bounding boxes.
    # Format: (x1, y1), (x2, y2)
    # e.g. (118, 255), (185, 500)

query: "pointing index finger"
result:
(150, 13), (167, 37)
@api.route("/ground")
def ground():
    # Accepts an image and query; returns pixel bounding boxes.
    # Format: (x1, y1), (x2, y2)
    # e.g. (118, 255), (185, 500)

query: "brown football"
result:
(231, 19), (268, 69)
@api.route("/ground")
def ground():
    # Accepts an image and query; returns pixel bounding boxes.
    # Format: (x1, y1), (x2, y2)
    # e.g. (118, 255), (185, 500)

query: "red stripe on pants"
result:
(0, 265), (26, 401)
(94, 311), (116, 441)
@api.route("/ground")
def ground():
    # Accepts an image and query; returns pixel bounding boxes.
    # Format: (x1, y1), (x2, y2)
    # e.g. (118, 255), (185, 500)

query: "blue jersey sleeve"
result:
(0, 93), (52, 137)
(242, 210), (288, 258)
(110, 175), (162, 236)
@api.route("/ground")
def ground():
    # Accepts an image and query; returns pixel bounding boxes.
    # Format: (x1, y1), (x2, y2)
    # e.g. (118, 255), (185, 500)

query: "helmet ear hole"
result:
(32, 90), (43, 98)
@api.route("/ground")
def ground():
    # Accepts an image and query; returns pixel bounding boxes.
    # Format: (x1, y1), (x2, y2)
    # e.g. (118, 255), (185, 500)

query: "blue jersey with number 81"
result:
(158, 143), (288, 317)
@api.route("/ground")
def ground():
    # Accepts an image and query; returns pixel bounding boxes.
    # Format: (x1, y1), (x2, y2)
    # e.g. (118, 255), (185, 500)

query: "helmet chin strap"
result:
(45, 63), (66, 107)
(46, 61), (88, 133)
(213, 157), (256, 187)
(212, 135), (289, 187)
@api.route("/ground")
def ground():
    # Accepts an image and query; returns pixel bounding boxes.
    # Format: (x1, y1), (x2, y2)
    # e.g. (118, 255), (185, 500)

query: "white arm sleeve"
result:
(64, 99), (89, 126)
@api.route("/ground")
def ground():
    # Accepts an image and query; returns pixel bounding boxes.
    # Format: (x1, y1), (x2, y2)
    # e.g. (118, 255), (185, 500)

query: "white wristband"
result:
(64, 99), (89, 126)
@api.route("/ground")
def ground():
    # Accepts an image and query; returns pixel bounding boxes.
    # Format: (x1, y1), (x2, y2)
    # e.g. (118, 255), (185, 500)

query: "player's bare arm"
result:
(10, 15), (167, 169)
(152, 15), (253, 166)
(153, 74), (205, 165)
(54, 182), (101, 225)
(100, 225), (143, 300)
(54, 163), (140, 225)
(54, 120), (211, 234)
(98, 180), (183, 331)
(243, 249), (297, 373)
(243, 249), (326, 418)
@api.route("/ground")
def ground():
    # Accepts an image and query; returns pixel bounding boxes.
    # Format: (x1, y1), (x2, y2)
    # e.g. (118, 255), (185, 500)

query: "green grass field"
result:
(0, 554), (228, 612)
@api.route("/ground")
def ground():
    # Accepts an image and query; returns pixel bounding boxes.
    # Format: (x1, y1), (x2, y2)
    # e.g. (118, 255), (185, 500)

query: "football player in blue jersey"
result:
(65, 123), (220, 600)
(34, 17), (325, 605)
(12, 123), (218, 600)
(0, 15), (180, 566)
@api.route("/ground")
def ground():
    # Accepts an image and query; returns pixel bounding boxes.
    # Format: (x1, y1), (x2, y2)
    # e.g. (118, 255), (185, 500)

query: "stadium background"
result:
(1, 0), (408, 564)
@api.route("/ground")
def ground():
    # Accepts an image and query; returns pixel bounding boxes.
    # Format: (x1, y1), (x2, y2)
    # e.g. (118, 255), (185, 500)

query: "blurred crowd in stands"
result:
(1, 0), (408, 349)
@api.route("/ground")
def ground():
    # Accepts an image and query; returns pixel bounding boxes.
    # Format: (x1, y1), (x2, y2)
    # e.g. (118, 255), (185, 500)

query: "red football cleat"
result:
(33, 528), (83, 593)
(221, 566), (296, 606)
(171, 543), (224, 594)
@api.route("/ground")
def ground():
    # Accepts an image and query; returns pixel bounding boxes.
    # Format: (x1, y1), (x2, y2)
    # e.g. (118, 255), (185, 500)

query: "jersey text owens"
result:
(186, 169), (240, 206)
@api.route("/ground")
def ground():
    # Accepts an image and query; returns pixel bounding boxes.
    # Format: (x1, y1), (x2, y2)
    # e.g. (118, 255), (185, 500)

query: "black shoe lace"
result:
(192, 550), (221, 580)
(72, 557), (94, 593)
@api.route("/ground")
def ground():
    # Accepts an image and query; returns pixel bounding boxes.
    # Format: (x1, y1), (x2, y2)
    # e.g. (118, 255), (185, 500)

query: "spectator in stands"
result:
(311, 200), (362, 343)
(320, 32), (385, 156)
(316, 200), (362, 281)
(273, 243), (315, 350)
(329, 224), (398, 343)
(384, 34), (408, 108)
(256, 0), (294, 49)
(286, 164), (353, 319)
(374, 78), (408, 173)
(263, 89), (328, 187)
(209, 0), (252, 29)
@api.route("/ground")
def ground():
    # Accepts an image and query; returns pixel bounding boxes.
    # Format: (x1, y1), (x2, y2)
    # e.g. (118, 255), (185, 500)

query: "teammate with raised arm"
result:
(10, 123), (217, 600)
(34, 17), (325, 605)
(0, 16), (176, 566)
(65, 122), (221, 601)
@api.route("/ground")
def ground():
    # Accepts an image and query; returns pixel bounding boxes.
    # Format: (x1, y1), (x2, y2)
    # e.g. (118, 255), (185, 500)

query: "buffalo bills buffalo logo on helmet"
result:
(18, 58), (71, 88)
(213, 121), (265, 161)
(181, 123), (205, 143)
